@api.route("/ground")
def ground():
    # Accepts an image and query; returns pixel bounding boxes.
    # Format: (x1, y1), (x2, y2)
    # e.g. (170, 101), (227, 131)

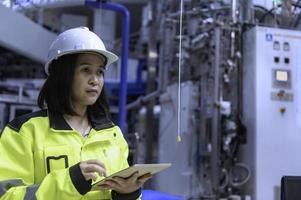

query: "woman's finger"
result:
(82, 172), (98, 181)
(86, 159), (106, 170)
(83, 164), (106, 177)
(127, 172), (139, 184)
(103, 180), (121, 189)
(80, 160), (107, 181)
(138, 174), (152, 184)
(111, 176), (126, 185)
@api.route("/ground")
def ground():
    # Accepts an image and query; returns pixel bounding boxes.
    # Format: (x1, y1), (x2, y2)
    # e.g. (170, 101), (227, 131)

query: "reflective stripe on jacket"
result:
(0, 110), (135, 200)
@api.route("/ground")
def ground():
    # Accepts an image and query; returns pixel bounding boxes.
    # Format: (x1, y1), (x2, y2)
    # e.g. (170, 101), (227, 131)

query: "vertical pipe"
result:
(241, 0), (254, 23)
(86, 1), (130, 134)
(211, 27), (221, 197)
(247, 0), (254, 23)
(144, 1), (158, 189)
(231, 0), (238, 24)
(231, 0), (238, 58)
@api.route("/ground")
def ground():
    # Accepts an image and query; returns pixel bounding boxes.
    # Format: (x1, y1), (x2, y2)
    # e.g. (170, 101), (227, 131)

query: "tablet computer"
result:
(91, 163), (171, 190)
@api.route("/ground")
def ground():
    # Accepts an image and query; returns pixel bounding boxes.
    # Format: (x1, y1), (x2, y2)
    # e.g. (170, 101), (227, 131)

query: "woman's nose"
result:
(89, 74), (99, 85)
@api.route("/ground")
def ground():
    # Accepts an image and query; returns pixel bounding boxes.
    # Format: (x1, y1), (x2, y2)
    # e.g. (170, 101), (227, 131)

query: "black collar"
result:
(48, 110), (114, 131)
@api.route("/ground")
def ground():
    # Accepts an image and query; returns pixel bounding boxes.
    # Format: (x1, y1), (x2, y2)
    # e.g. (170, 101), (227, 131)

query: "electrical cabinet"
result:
(243, 26), (301, 200)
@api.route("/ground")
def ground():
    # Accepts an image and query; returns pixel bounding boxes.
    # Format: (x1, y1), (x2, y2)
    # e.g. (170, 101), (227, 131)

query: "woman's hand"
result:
(80, 159), (106, 181)
(98, 173), (152, 194)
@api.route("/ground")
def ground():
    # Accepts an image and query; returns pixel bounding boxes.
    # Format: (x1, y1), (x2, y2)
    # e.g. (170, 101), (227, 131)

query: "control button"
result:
(277, 90), (285, 97)
(283, 42), (290, 51)
(274, 57), (280, 63)
(284, 57), (290, 64)
(280, 107), (286, 114)
(273, 41), (280, 50)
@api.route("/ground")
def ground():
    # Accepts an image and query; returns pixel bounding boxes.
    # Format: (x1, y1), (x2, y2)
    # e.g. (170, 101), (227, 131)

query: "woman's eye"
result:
(81, 67), (89, 73)
(97, 70), (104, 76)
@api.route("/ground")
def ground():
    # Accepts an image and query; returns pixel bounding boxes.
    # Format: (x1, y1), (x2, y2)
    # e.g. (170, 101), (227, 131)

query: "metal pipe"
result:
(241, 0), (254, 23)
(86, 1), (130, 135)
(126, 90), (160, 110)
(231, 0), (238, 24)
(166, 6), (231, 19)
(230, 0), (238, 58)
(211, 27), (221, 196)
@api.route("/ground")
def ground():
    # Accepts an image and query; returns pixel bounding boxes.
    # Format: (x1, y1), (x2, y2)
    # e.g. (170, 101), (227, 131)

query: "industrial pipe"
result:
(86, 1), (130, 135)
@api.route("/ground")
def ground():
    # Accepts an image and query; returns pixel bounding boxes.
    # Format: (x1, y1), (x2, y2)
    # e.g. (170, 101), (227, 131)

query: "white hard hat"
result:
(45, 27), (118, 75)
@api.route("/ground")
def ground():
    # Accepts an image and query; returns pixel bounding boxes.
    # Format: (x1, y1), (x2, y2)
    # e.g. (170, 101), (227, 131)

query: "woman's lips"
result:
(86, 89), (98, 95)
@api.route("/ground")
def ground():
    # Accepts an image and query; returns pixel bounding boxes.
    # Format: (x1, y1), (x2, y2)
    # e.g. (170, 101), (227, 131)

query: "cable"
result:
(293, 2), (301, 27)
(254, 5), (270, 14)
(259, 5), (278, 23)
(259, 3), (301, 24)
(176, 0), (184, 143)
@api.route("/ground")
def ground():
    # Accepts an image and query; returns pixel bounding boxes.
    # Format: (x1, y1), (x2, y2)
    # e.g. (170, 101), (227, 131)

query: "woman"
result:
(0, 27), (150, 199)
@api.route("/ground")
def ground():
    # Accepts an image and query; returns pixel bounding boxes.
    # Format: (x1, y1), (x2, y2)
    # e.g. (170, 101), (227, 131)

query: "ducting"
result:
(12, 0), (147, 11)
(0, 4), (57, 63)
(13, 0), (86, 11)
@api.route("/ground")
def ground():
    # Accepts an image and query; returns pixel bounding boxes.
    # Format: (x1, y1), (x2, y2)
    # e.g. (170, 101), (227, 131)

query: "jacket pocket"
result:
(43, 145), (73, 174)
(83, 133), (122, 176)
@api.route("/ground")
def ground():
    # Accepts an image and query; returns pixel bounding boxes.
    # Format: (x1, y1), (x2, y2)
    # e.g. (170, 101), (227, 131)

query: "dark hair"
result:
(38, 53), (111, 119)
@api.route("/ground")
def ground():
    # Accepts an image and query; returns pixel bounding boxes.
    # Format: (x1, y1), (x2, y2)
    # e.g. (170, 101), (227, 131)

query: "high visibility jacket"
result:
(0, 110), (140, 200)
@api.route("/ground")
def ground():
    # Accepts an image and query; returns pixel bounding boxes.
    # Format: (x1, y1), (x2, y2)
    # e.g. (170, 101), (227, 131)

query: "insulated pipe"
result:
(240, 0), (254, 22)
(231, 0), (238, 23)
(86, 1), (130, 135)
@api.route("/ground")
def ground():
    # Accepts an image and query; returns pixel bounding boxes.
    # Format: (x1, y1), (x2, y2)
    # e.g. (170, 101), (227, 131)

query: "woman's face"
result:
(71, 53), (106, 108)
